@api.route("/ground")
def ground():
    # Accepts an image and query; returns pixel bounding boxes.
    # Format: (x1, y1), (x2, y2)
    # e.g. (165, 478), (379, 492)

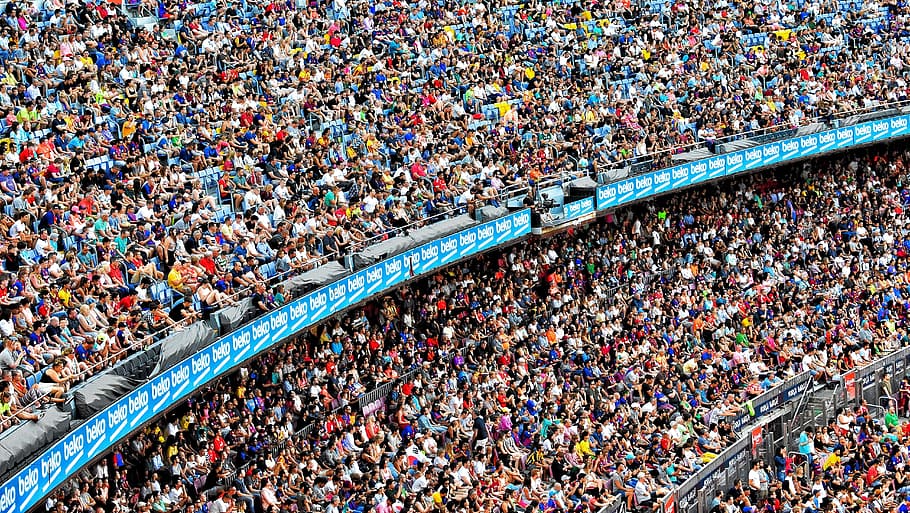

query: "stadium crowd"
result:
(30, 145), (910, 513)
(1, 0), (910, 415)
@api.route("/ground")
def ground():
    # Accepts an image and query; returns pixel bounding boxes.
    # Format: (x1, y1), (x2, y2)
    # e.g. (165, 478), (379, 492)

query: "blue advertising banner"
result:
(0, 210), (532, 513)
(797, 132), (819, 158)
(595, 114), (910, 211)
(562, 197), (595, 221)
(853, 121), (874, 145)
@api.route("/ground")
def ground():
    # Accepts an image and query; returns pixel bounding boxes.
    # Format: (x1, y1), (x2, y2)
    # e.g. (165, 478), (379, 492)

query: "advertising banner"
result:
(751, 426), (763, 458)
(595, 115), (910, 212)
(845, 371), (856, 401)
(663, 491), (677, 513)
(562, 197), (596, 222)
(0, 210), (533, 513)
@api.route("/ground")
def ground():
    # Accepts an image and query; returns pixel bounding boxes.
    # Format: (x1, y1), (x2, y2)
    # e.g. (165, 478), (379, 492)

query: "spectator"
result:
(45, 145), (910, 513)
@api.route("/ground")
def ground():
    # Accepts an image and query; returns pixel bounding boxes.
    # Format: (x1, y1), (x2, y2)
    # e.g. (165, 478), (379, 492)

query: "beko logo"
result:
(212, 340), (230, 362)
(780, 140), (798, 154)
(328, 283), (347, 303)
(635, 175), (652, 191)
(762, 144), (780, 158)
(617, 181), (635, 195)
(348, 273), (365, 291)
(289, 301), (308, 320)
(872, 120), (890, 133)
(495, 218), (513, 233)
(41, 450), (61, 480)
(800, 135), (818, 149)
(128, 390), (149, 415)
(440, 238), (458, 254)
(107, 402), (128, 427)
(513, 211), (530, 227)
(476, 225), (495, 240)
(308, 292), (327, 310)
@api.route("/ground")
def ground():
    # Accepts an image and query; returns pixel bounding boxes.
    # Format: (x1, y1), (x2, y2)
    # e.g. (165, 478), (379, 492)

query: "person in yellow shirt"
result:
(575, 431), (596, 457)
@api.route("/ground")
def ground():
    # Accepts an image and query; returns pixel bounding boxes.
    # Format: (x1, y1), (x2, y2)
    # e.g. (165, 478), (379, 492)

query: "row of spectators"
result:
(35, 145), (910, 513)
(2, 0), (910, 415)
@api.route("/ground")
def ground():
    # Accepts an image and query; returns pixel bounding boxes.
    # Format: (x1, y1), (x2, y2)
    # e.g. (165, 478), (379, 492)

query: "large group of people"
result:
(2, 0), (910, 504)
(34, 144), (910, 513)
(1, 0), (909, 417)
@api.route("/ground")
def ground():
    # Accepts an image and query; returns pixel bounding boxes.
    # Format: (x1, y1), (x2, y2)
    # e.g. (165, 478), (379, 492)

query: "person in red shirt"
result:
(18, 140), (37, 163)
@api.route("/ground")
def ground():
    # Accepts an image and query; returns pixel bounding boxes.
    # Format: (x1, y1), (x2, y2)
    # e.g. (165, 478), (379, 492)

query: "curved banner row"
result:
(6, 113), (910, 513)
(597, 115), (909, 210)
(1, 211), (532, 513)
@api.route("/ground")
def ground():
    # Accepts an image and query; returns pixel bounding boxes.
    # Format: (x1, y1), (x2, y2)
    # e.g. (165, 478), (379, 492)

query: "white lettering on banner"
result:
(169, 365), (189, 395)
(151, 375), (170, 412)
(495, 217), (512, 234)
(383, 258), (403, 284)
(440, 237), (458, 258)
(106, 402), (128, 441)
(191, 351), (210, 381)
(346, 273), (366, 302)
(0, 484), (15, 513)
(799, 135), (818, 154)
(873, 120), (890, 137)
(476, 224), (495, 249)
(744, 147), (762, 166)
(250, 319), (270, 351)
(780, 139), (799, 159)
(458, 230), (477, 257)
(708, 157), (725, 177)
(634, 175), (653, 198)
(329, 282), (347, 311)
(757, 397), (780, 415)
(128, 390), (149, 427)
(689, 161), (708, 181)
(365, 266), (382, 286)
(308, 291), (327, 310)
(671, 166), (689, 187)
(855, 123), (872, 141)
(420, 244), (438, 265)
(725, 152), (743, 173)
(837, 127), (854, 145)
(494, 218), (514, 243)
(288, 301), (310, 331)
(362, 398), (386, 417)
(63, 433), (84, 467)
(40, 450), (61, 483)
(616, 179), (636, 204)
(17, 467), (37, 508)
(267, 309), (290, 345)
(308, 291), (329, 322)
(210, 339), (232, 377)
(513, 211), (530, 229)
(231, 327), (253, 365)
(762, 143), (780, 162)
(84, 417), (106, 458)
(818, 131), (836, 150)
(231, 329), (251, 353)
(892, 116), (908, 133)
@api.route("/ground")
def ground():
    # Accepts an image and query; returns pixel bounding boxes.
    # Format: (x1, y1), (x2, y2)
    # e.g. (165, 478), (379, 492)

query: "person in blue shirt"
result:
(798, 427), (815, 468)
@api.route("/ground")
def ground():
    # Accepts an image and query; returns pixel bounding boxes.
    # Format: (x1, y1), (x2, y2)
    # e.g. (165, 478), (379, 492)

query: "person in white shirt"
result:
(260, 481), (279, 511)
